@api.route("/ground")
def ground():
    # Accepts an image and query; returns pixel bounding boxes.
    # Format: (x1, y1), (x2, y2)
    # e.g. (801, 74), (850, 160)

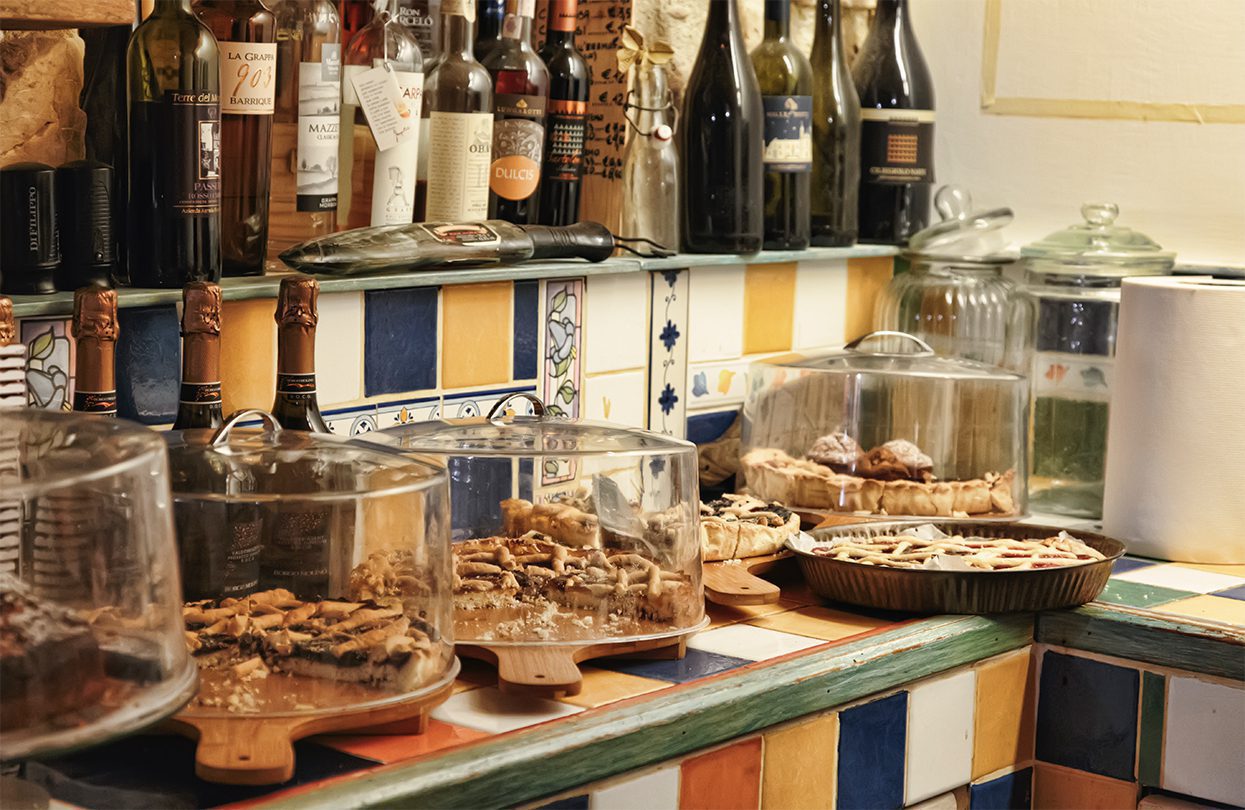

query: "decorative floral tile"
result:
(514, 280), (540, 381)
(113, 305), (180, 425)
(679, 737), (762, 810)
(591, 763), (679, 810)
(19, 317), (74, 410)
(687, 265), (745, 363)
(430, 687), (583, 735)
(324, 404), (380, 436)
(1036, 651), (1139, 781)
(375, 395), (442, 428)
(582, 370), (646, 427)
(687, 359), (748, 409)
(363, 287), (438, 397)
(969, 767), (1032, 810)
(442, 282), (512, 390)
(793, 258), (849, 349)
(1162, 676), (1245, 805)
(761, 712), (837, 810)
(836, 691), (907, 809)
(907, 669), (976, 804)
(648, 269), (689, 438)
(742, 263), (796, 355)
(541, 279), (583, 488)
(687, 624), (825, 662)
(442, 385), (537, 420)
(315, 292), (363, 407)
(583, 272), (649, 374)
(972, 649), (1035, 781)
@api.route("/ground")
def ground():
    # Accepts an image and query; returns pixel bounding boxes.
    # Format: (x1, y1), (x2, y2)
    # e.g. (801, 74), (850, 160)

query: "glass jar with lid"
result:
(357, 394), (705, 646)
(164, 410), (456, 717)
(741, 331), (1028, 519)
(874, 185), (1019, 366)
(1012, 202), (1175, 518)
(1, 410), (198, 761)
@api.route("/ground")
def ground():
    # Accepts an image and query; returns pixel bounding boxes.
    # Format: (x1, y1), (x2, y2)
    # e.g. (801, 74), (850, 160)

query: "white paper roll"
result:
(1102, 276), (1245, 563)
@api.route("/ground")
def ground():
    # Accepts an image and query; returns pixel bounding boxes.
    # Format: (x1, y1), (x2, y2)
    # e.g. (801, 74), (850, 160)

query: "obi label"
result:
(426, 111), (492, 220)
(73, 390), (117, 415)
(179, 381), (222, 405)
(762, 95), (812, 172)
(170, 91), (221, 216)
(544, 98), (587, 181)
(860, 108), (935, 185)
(219, 41), (276, 115)
(419, 222), (501, 246)
(491, 92), (546, 201)
(296, 51), (341, 212)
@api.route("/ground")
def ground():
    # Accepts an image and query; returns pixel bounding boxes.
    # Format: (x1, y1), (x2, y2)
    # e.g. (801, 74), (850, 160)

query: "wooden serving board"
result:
(794, 509), (884, 531)
(164, 673), (455, 786)
(703, 552), (793, 607)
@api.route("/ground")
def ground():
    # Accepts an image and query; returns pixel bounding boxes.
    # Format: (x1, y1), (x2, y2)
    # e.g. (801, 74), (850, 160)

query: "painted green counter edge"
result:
(265, 613), (1032, 810)
(1037, 603), (1245, 681)
(8, 245), (897, 318)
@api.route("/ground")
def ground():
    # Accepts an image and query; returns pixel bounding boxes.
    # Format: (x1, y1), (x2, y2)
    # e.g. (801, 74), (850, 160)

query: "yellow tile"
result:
(1033, 762), (1137, 809)
(761, 712), (837, 809)
(845, 256), (894, 341)
(743, 262), (796, 355)
(220, 298), (277, 414)
(749, 605), (893, 642)
(972, 649), (1036, 780)
(441, 282), (512, 389)
(1155, 595), (1245, 626)
(708, 599), (804, 628)
(560, 667), (669, 709)
(1173, 561), (1245, 578)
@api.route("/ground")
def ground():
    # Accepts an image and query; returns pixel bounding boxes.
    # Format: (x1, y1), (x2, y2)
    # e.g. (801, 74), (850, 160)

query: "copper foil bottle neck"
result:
(72, 286), (118, 398)
(0, 297), (14, 346)
(275, 275), (318, 374)
(182, 282), (222, 385)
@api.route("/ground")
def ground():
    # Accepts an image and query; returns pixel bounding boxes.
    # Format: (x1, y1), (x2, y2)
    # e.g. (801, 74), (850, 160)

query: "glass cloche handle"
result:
(212, 409), (283, 447)
(845, 330), (936, 356)
(1081, 202), (1119, 227)
(934, 185), (972, 222)
(487, 392), (547, 420)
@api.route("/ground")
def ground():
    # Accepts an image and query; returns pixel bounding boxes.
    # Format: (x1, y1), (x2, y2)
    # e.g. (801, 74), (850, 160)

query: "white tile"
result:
(584, 272), (649, 374)
(431, 686), (582, 734)
(1163, 676), (1245, 806)
(687, 623), (824, 661)
(905, 668), (976, 804)
(687, 265), (745, 362)
(687, 359), (749, 409)
(1113, 563), (1245, 594)
(591, 763), (680, 810)
(793, 259), (849, 349)
(315, 292), (364, 406)
(1139, 796), (1221, 810)
(906, 791), (961, 810)
(583, 370), (647, 428)
(649, 270), (690, 438)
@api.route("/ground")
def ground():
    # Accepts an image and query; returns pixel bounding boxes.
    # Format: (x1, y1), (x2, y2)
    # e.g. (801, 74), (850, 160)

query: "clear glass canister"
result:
(874, 185), (1018, 366)
(0, 410), (197, 760)
(1013, 202), (1175, 518)
(741, 331), (1028, 519)
(619, 55), (680, 252)
(357, 394), (705, 645)
(164, 410), (455, 717)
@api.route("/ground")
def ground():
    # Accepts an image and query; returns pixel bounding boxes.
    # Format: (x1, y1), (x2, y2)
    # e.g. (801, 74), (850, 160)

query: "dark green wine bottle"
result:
(271, 275), (329, 433)
(810, 0), (860, 246)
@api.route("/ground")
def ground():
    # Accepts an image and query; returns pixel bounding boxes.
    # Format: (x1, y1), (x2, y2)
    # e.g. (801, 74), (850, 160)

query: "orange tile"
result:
(749, 605), (894, 642)
(743, 263), (797, 355)
(219, 297), (277, 413)
(845, 256), (894, 341)
(972, 649), (1036, 779)
(317, 720), (488, 764)
(1154, 595), (1245, 626)
(1033, 762), (1137, 809)
(1172, 561), (1245, 578)
(761, 713), (837, 809)
(559, 667), (669, 709)
(680, 737), (763, 810)
(708, 599), (804, 628)
(441, 282), (512, 389)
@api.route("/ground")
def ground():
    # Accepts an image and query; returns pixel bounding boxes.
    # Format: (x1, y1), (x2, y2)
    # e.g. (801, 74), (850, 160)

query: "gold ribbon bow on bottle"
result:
(615, 25), (675, 74)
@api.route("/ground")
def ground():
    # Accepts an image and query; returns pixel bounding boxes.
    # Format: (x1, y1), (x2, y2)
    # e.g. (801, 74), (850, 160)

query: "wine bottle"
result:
(126, 0), (222, 288)
(194, 0), (277, 277)
(397, 0), (439, 60)
(173, 281), (224, 430)
(340, 0), (423, 228)
(422, 0), (493, 221)
(852, 0), (935, 245)
(272, 275), (329, 433)
(482, 0), (548, 224)
(268, 1), (342, 263)
(750, 0), (813, 250)
(680, 0), (763, 254)
(339, 0), (375, 50)
(71, 287), (118, 416)
(810, 0), (860, 246)
(536, 0), (588, 227)
(474, 0), (504, 63)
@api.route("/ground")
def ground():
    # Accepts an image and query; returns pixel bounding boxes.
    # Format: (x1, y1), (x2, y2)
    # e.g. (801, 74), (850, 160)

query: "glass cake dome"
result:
(0, 410), (198, 761)
(741, 332), (1029, 519)
(357, 394), (705, 645)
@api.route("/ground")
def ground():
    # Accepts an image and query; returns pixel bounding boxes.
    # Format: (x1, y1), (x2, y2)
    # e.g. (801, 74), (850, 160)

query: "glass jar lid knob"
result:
(1082, 202), (1119, 227)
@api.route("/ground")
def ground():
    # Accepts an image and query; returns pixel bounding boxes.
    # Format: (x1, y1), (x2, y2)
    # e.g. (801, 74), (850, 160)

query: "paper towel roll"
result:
(1103, 276), (1245, 563)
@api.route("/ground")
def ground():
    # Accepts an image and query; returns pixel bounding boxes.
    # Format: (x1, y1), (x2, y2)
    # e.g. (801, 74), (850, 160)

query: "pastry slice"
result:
(700, 494), (798, 560)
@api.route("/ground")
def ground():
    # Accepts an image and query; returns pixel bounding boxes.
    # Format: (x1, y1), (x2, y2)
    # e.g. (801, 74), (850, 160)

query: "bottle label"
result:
(170, 91), (221, 216)
(419, 222), (501, 246)
(397, 4), (436, 55)
(221, 513), (262, 598)
(73, 390), (117, 415)
(367, 70), (423, 225)
(219, 41), (277, 115)
(426, 111), (493, 220)
(545, 99), (587, 181)
(277, 372), (317, 396)
(859, 108), (935, 185)
(297, 52), (342, 212)
(179, 381), (222, 405)
(762, 95), (812, 172)
(262, 506), (331, 595)
(491, 93), (545, 201)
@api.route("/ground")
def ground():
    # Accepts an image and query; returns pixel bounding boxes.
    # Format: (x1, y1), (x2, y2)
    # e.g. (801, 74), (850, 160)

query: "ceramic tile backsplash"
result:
(743, 263), (796, 355)
(542, 279), (584, 420)
(582, 370), (646, 428)
(1032, 762), (1137, 809)
(679, 737), (762, 810)
(1035, 651), (1139, 782)
(219, 298), (276, 414)
(906, 669), (976, 804)
(20, 317), (74, 410)
(845, 256), (893, 340)
(686, 409), (738, 446)
(1137, 671), (1165, 788)
(314, 292), (363, 407)
(972, 649), (1035, 780)
(761, 713), (838, 810)
(583, 272), (648, 374)
(687, 265), (745, 362)
(793, 258), (849, 349)
(324, 403), (380, 436)
(442, 282), (512, 390)
(591, 764), (680, 810)
(969, 768), (1032, 810)
(1161, 676), (1245, 805)
(115, 305), (179, 425)
(375, 394), (441, 428)
(514, 280), (540, 381)
(363, 287), (438, 397)
(687, 359), (748, 410)
(837, 691), (908, 809)
(648, 269), (689, 438)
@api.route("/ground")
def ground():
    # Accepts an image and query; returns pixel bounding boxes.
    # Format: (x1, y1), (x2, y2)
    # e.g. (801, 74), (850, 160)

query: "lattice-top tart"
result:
(810, 531), (1105, 571)
(700, 494), (799, 561)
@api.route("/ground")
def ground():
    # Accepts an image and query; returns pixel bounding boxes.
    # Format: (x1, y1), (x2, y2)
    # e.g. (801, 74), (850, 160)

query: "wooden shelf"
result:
(0, 0), (133, 29)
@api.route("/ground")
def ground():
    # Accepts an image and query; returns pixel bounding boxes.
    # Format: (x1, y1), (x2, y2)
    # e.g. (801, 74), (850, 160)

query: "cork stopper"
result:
(0, 297), (14, 346)
(275, 276), (319, 329)
(71, 287), (119, 342)
(182, 281), (222, 337)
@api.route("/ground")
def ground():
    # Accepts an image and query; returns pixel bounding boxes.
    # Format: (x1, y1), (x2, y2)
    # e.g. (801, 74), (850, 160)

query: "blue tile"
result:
(115, 305), (179, 424)
(836, 691), (907, 810)
(596, 648), (749, 684)
(1036, 651), (1139, 781)
(449, 456), (512, 541)
(1110, 556), (1162, 575)
(518, 457), (534, 501)
(970, 767), (1033, 810)
(1214, 584), (1245, 601)
(513, 279), (539, 381)
(686, 409), (738, 445)
(535, 795), (589, 810)
(364, 287), (438, 396)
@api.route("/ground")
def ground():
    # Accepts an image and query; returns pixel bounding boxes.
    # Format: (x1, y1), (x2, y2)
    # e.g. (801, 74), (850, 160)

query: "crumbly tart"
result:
(811, 532), (1106, 570)
(500, 498), (600, 547)
(743, 448), (1016, 517)
(700, 494), (799, 561)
